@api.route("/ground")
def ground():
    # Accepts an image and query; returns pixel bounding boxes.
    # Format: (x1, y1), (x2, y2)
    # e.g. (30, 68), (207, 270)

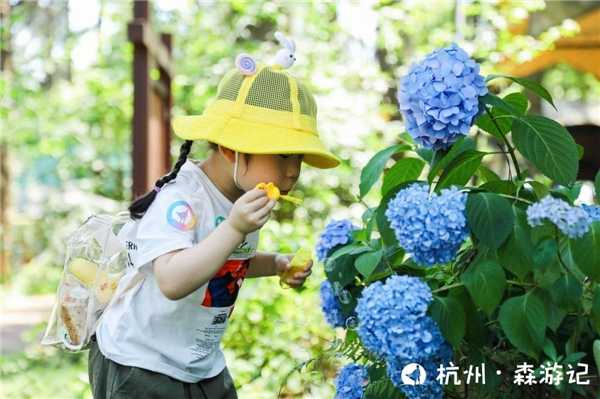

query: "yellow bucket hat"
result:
(172, 35), (340, 169)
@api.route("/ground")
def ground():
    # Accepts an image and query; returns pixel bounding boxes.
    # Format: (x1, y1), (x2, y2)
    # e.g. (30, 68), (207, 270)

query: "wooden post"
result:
(127, 1), (174, 200)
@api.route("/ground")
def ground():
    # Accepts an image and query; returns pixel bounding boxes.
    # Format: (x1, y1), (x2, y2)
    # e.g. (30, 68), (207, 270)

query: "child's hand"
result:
(275, 254), (313, 288)
(227, 189), (276, 235)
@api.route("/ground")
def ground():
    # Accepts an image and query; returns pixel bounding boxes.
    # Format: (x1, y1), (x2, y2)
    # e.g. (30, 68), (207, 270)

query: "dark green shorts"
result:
(88, 336), (238, 399)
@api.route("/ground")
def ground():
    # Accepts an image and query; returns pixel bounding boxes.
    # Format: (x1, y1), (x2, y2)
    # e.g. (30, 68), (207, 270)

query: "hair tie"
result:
(153, 185), (162, 193)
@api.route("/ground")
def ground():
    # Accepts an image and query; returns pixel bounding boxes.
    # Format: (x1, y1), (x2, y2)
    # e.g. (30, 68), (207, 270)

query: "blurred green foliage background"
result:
(1, 1), (599, 398)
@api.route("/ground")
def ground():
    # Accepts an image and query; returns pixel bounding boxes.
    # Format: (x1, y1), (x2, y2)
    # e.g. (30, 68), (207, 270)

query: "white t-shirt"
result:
(96, 159), (259, 383)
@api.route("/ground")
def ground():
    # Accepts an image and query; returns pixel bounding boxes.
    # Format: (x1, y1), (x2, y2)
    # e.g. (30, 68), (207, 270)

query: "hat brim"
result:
(172, 115), (341, 169)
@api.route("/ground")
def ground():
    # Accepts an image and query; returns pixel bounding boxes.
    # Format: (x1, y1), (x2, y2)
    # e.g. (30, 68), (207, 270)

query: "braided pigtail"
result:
(128, 140), (194, 220)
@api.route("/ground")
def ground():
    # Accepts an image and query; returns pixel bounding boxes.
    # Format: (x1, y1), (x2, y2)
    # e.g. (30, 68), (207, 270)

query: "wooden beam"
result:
(128, 20), (174, 78)
(501, 8), (600, 79)
(506, 48), (600, 79)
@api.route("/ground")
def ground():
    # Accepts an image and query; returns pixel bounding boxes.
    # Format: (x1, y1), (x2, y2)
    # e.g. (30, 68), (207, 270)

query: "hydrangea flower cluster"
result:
(356, 275), (451, 398)
(527, 196), (592, 239)
(386, 342), (453, 399)
(385, 183), (469, 266)
(356, 275), (433, 356)
(315, 219), (357, 262)
(319, 280), (346, 328)
(582, 204), (600, 222)
(334, 364), (368, 399)
(397, 43), (488, 150)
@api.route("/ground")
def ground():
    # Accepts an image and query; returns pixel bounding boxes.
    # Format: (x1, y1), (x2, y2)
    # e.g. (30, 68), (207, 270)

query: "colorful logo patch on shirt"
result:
(214, 215), (226, 227)
(166, 200), (197, 231)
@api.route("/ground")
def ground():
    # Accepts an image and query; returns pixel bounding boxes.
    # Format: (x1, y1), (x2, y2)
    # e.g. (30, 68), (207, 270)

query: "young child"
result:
(88, 34), (340, 399)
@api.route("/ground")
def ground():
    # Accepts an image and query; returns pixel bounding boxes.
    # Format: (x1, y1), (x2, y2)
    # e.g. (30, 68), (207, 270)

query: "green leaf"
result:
(416, 147), (433, 163)
(546, 303), (567, 333)
(363, 374), (404, 399)
(326, 243), (370, 265)
(512, 115), (578, 185)
(528, 181), (549, 200)
(476, 165), (501, 183)
(595, 170), (600, 202)
(542, 338), (557, 361)
(466, 192), (514, 249)
(428, 137), (476, 183)
(435, 150), (485, 191)
(498, 292), (547, 359)
(479, 93), (525, 117)
(486, 74), (556, 109)
(497, 206), (534, 279)
(430, 296), (465, 348)
(576, 143), (584, 160)
(355, 249), (383, 280)
(535, 289), (566, 332)
(452, 287), (489, 347)
(381, 158), (425, 197)
(475, 92), (528, 139)
(550, 274), (582, 311)
(479, 180), (517, 196)
(594, 340), (600, 379)
(590, 287), (600, 335)
(570, 222), (600, 282)
(360, 144), (411, 198)
(461, 259), (506, 317)
(533, 238), (557, 269)
(325, 254), (359, 287)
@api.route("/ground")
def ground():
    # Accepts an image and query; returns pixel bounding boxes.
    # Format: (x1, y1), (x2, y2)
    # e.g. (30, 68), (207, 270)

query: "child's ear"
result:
(218, 146), (236, 164)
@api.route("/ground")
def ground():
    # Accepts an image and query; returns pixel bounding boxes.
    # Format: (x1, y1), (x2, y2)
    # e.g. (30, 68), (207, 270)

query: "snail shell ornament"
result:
(235, 53), (257, 75)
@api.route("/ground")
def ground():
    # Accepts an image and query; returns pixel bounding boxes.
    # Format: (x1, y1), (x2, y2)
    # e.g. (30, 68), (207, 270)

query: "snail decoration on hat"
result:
(234, 31), (296, 76)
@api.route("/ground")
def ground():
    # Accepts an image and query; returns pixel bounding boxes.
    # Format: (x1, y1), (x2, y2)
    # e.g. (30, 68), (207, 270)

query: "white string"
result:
(233, 151), (243, 191)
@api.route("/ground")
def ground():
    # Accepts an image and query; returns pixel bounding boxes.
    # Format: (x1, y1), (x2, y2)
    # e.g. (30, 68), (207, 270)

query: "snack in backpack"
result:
(59, 283), (89, 347)
(279, 248), (313, 288)
(68, 257), (123, 305)
(68, 258), (98, 286)
(94, 272), (123, 305)
(255, 182), (302, 204)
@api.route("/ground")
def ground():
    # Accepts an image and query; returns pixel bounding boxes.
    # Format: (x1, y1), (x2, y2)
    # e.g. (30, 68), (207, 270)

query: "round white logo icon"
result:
(401, 363), (427, 385)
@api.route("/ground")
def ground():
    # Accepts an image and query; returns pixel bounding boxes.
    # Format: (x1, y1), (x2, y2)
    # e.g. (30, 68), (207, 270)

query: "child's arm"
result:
(247, 252), (313, 288)
(153, 189), (276, 300)
(246, 252), (278, 278)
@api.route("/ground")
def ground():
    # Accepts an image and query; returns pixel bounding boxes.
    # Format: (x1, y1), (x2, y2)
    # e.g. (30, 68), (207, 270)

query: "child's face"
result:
(239, 154), (303, 194)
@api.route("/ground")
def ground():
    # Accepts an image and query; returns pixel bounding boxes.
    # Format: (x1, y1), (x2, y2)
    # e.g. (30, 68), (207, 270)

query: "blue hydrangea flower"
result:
(397, 43), (488, 150)
(386, 341), (453, 399)
(385, 183), (468, 266)
(320, 280), (346, 328)
(356, 275), (433, 357)
(527, 196), (591, 239)
(582, 204), (600, 222)
(335, 364), (368, 399)
(315, 219), (357, 262)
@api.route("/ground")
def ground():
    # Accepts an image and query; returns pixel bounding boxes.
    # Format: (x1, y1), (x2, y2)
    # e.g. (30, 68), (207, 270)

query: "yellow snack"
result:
(255, 182), (302, 205)
(68, 258), (98, 286)
(279, 248), (313, 288)
(94, 272), (123, 305)
(67, 257), (123, 304)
